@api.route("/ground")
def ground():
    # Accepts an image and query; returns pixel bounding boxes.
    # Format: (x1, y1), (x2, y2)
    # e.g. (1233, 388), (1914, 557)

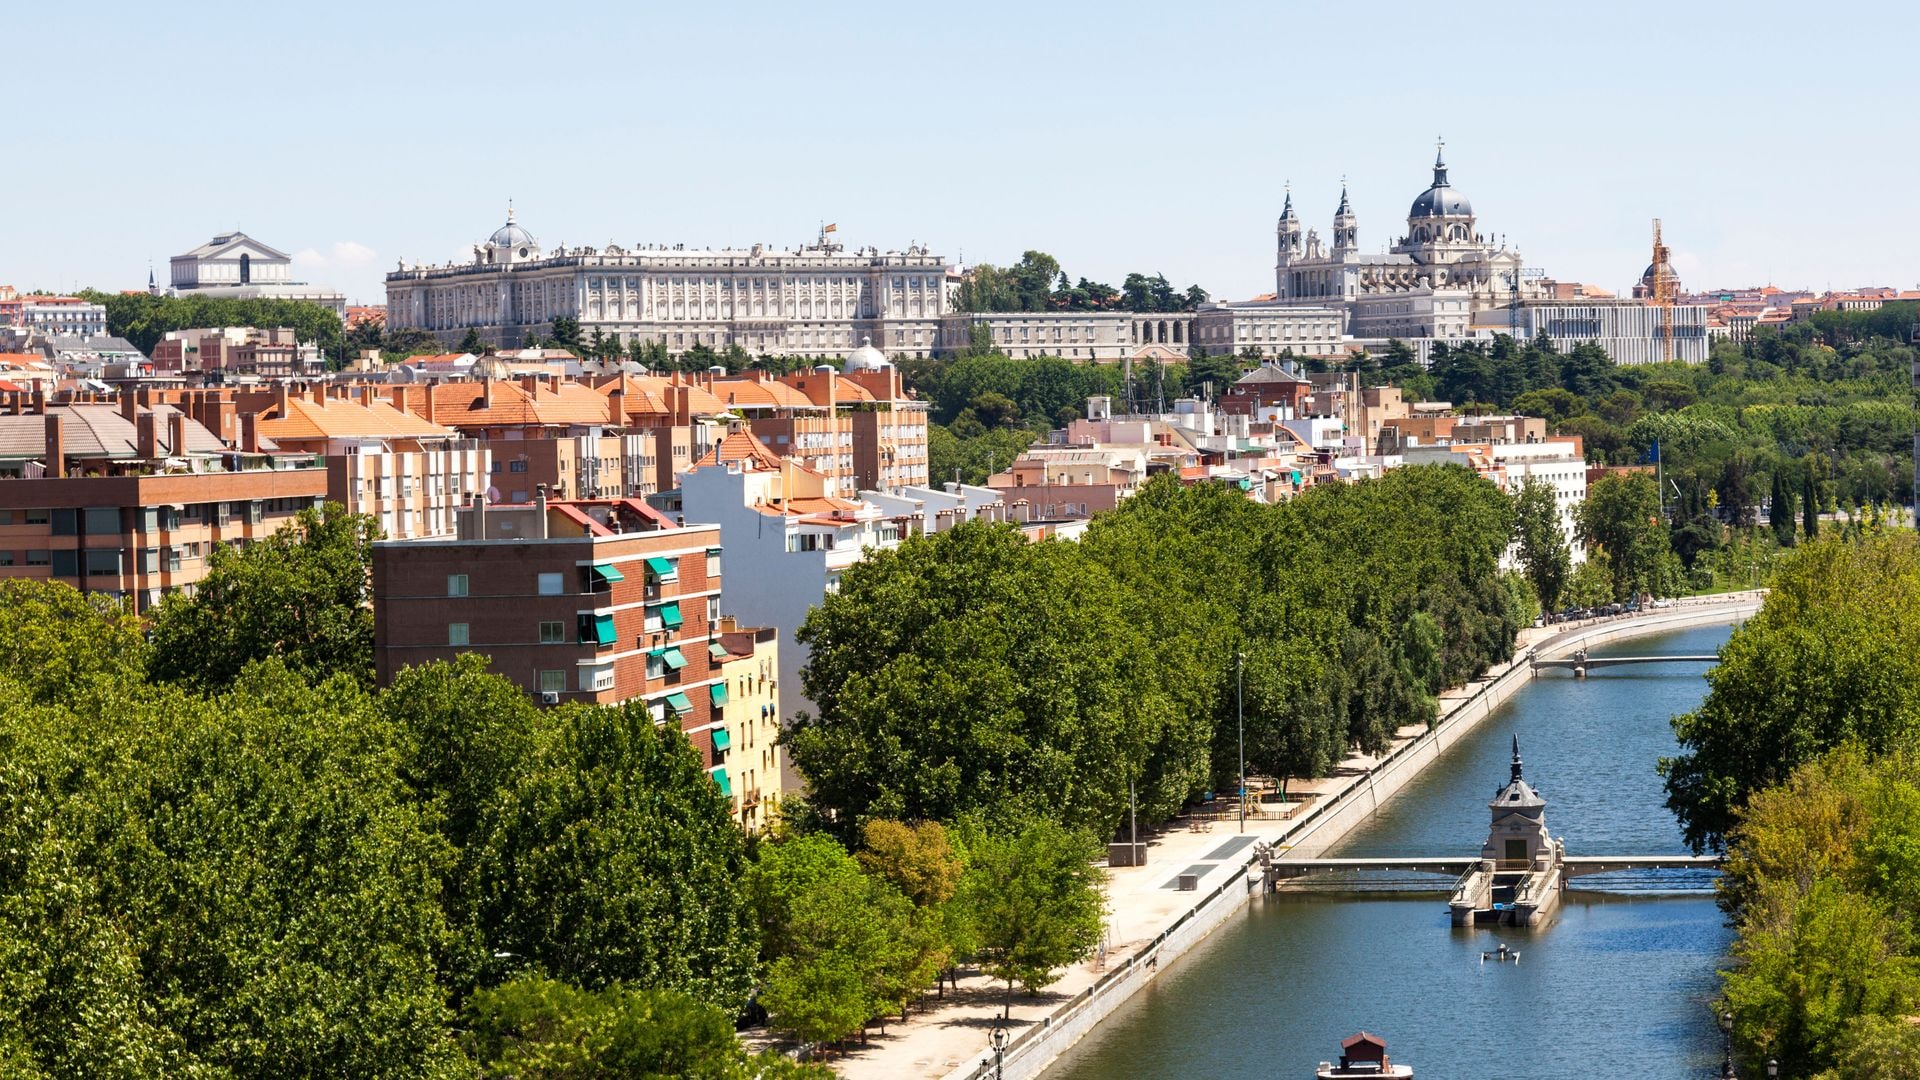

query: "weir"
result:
(1269, 737), (1721, 926)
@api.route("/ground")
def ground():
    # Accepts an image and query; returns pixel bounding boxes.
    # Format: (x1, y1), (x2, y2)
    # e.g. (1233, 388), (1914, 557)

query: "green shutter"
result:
(660, 601), (683, 628)
(644, 556), (674, 578)
(660, 647), (687, 671)
(710, 767), (732, 796)
(592, 613), (617, 646)
(709, 682), (729, 706)
(708, 642), (730, 661)
(665, 692), (694, 715)
(591, 563), (624, 585)
(710, 724), (731, 748)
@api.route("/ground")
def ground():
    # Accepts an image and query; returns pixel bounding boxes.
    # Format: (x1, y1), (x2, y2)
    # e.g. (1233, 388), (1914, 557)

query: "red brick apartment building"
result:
(372, 494), (733, 767)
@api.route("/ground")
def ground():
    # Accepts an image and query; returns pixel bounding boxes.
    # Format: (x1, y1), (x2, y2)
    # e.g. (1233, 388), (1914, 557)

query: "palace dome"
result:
(489, 221), (536, 250)
(844, 336), (890, 372)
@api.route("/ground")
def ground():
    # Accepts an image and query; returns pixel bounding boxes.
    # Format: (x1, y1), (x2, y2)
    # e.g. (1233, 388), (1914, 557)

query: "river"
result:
(1047, 622), (1735, 1079)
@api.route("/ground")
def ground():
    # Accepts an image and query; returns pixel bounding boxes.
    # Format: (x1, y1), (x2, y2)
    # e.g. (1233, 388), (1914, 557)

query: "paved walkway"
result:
(814, 594), (1764, 1079)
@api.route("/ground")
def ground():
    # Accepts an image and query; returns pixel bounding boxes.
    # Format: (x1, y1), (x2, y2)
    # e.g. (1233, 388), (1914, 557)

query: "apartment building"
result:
(253, 385), (489, 540)
(371, 496), (732, 770)
(0, 395), (328, 608)
(711, 617), (786, 832)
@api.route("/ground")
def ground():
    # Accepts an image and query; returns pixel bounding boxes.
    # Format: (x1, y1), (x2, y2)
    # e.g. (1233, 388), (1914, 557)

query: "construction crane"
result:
(1650, 219), (1675, 362)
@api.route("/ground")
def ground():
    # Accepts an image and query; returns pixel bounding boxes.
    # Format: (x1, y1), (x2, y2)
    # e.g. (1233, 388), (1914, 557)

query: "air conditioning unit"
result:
(540, 692), (560, 706)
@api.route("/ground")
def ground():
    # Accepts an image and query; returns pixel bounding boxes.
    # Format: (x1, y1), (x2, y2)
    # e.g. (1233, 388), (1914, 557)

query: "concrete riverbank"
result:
(829, 594), (1762, 1080)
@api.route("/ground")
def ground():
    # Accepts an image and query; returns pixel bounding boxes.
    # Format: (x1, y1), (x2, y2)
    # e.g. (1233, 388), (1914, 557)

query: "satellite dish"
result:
(486, 486), (503, 503)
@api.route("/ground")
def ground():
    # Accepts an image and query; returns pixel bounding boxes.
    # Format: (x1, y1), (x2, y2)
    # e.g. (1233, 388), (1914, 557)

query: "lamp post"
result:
(988, 1020), (1008, 1080)
(1236, 650), (1246, 833)
(1720, 1010), (1735, 1078)
(1766, 1061), (1777, 1079)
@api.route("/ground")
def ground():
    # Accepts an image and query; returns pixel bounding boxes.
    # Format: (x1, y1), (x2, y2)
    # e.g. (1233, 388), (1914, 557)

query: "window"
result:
(448, 574), (469, 597)
(537, 572), (563, 595)
(0, 551), (12, 566)
(50, 509), (77, 536)
(140, 548), (158, 574)
(24, 509), (47, 525)
(539, 621), (565, 644)
(448, 623), (470, 647)
(247, 501), (262, 525)
(86, 550), (121, 577)
(508, 460), (528, 473)
(26, 549), (48, 566)
(642, 556), (677, 583)
(538, 669), (566, 694)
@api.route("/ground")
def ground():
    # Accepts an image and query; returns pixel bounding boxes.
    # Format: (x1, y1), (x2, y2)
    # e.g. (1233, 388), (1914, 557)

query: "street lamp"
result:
(988, 1021), (1009, 1080)
(1721, 1010), (1735, 1078)
(1766, 1061), (1777, 1078)
(1236, 650), (1247, 833)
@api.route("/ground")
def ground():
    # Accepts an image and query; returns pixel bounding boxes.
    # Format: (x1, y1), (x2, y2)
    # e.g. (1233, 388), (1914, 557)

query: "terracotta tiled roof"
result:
(428, 380), (615, 428)
(693, 429), (786, 471)
(259, 396), (456, 441)
(708, 377), (816, 410)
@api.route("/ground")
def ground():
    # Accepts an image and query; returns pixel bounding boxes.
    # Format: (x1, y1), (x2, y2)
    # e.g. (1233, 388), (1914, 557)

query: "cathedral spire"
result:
(1432, 136), (1450, 187)
(1336, 178), (1351, 216)
(1280, 181), (1296, 221)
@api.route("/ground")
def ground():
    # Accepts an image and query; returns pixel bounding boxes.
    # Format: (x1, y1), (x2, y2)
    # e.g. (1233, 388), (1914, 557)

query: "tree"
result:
(1575, 474), (1673, 601)
(147, 504), (379, 690)
(748, 835), (928, 1046)
(459, 327), (487, 354)
(788, 523), (1193, 841)
(1804, 462), (1821, 541)
(464, 975), (831, 1079)
(1661, 533), (1920, 851)
(476, 701), (760, 1012)
(548, 315), (582, 350)
(859, 820), (970, 995)
(1770, 468), (1797, 547)
(957, 820), (1105, 1016)
(1512, 479), (1571, 614)
(0, 663), (463, 1075)
(0, 578), (147, 704)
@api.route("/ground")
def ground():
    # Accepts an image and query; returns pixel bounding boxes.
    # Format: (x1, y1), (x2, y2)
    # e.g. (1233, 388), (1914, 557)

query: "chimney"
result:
(521, 374), (539, 394)
(534, 484), (549, 539)
(136, 411), (159, 460)
(168, 412), (189, 457)
(311, 382), (327, 406)
(274, 382), (290, 416)
(481, 380), (493, 409)
(471, 492), (487, 540)
(43, 413), (64, 477)
(608, 384), (626, 426)
(239, 412), (259, 453)
(119, 390), (137, 423)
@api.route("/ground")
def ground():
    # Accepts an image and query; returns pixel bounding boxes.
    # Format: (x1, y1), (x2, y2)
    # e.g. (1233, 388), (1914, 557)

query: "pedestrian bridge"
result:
(1269, 853), (1720, 883)
(1531, 650), (1719, 675)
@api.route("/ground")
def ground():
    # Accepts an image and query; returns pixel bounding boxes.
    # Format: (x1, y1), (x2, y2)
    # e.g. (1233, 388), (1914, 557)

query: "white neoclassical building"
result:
(1273, 144), (1548, 340)
(385, 211), (955, 358)
(165, 231), (348, 316)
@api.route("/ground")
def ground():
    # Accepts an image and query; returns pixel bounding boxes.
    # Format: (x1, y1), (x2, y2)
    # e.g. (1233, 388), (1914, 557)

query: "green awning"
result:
(660, 647), (687, 671)
(591, 563), (624, 584)
(708, 642), (730, 661)
(644, 556), (674, 578)
(659, 601), (683, 628)
(711, 767), (732, 796)
(710, 724), (731, 748)
(665, 692), (694, 715)
(589, 613), (617, 646)
(709, 682), (729, 706)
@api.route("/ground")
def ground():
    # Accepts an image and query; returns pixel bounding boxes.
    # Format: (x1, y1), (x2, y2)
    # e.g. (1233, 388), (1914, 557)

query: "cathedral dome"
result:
(1409, 148), (1472, 219)
(1640, 260), (1680, 291)
(843, 336), (890, 372)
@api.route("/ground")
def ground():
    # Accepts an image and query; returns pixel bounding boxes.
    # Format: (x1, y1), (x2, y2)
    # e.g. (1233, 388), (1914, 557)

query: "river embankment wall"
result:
(949, 595), (1762, 1080)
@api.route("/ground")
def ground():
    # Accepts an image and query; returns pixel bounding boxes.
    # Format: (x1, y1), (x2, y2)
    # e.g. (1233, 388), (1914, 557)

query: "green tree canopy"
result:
(147, 503), (379, 690)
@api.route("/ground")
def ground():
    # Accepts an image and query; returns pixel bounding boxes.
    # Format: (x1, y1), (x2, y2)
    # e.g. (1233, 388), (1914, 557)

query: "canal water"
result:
(1047, 623), (1735, 1080)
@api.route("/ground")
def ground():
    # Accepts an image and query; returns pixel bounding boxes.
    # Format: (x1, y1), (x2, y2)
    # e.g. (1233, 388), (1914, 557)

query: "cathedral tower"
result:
(1332, 181), (1357, 257)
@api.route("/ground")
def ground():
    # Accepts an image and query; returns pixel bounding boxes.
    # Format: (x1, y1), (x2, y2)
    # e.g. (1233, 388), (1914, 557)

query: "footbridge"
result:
(1531, 648), (1719, 676)
(1270, 853), (1719, 883)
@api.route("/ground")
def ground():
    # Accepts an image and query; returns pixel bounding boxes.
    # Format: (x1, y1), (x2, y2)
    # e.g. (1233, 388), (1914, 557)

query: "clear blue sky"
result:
(14, 1), (1917, 306)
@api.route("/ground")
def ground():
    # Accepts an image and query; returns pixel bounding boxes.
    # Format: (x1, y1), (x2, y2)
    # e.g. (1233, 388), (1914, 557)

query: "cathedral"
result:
(1273, 143), (1547, 340)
